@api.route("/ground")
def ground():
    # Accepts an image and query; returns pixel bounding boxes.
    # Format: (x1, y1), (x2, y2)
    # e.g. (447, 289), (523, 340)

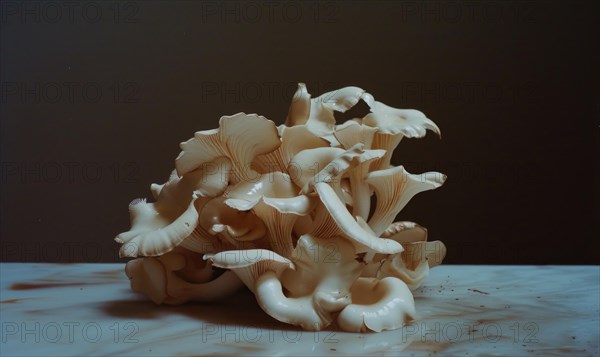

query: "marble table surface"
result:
(0, 263), (598, 356)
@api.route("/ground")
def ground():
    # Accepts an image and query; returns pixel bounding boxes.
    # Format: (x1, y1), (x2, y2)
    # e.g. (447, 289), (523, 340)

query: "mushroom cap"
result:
(305, 86), (370, 136)
(176, 113), (281, 183)
(366, 166), (446, 236)
(207, 249), (293, 292)
(337, 277), (416, 332)
(314, 182), (404, 255)
(116, 157), (231, 258)
(363, 101), (440, 138)
(253, 125), (329, 174)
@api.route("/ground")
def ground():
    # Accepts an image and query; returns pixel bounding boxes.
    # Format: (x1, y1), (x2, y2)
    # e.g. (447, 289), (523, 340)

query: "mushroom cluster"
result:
(116, 84), (447, 332)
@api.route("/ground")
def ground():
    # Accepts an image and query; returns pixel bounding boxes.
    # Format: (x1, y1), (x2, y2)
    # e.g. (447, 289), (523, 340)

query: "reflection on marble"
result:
(0, 264), (598, 356)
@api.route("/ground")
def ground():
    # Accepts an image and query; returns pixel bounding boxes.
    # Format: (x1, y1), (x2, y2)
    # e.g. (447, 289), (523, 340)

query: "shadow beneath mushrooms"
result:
(99, 288), (321, 332)
(99, 289), (417, 355)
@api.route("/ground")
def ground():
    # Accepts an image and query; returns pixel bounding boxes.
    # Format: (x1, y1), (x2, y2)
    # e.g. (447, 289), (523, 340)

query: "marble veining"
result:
(0, 264), (598, 356)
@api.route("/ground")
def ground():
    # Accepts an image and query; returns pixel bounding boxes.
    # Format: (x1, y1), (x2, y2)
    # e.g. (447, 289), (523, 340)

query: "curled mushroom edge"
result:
(116, 83), (447, 332)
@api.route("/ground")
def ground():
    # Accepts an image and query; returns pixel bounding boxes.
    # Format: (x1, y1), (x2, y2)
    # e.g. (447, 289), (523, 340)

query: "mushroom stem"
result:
(255, 271), (334, 331)
(337, 277), (416, 332)
(167, 271), (245, 304)
(349, 175), (371, 220)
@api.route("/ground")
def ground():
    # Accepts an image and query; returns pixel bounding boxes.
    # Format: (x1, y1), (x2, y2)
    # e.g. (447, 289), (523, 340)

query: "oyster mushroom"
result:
(313, 182), (403, 255)
(252, 125), (329, 174)
(291, 144), (402, 256)
(225, 171), (316, 257)
(361, 221), (429, 278)
(117, 83), (448, 333)
(211, 235), (361, 330)
(176, 113), (281, 183)
(378, 240), (447, 290)
(333, 122), (378, 150)
(366, 166), (446, 236)
(284, 82), (311, 126)
(304, 86), (371, 137)
(125, 247), (244, 305)
(362, 221), (446, 289)
(337, 277), (416, 332)
(206, 248), (293, 292)
(198, 197), (268, 248)
(179, 224), (235, 254)
(287, 83), (441, 171)
(116, 157), (230, 258)
(381, 221), (429, 242)
(362, 100), (441, 170)
(332, 124), (380, 219)
(290, 143), (384, 200)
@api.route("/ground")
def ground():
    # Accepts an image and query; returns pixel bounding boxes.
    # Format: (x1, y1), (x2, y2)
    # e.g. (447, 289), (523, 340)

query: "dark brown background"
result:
(1, 0), (598, 263)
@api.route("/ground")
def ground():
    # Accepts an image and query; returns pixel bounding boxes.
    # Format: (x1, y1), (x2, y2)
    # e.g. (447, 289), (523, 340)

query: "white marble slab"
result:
(0, 263), (598, 356)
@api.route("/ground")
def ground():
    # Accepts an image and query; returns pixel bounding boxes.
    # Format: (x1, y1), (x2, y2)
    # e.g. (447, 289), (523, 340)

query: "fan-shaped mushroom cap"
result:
(291, 144), (384, 197)
(378, 240), (447, 290)
(333, 123), (378, 150)
(199, 197), (267, 246)
(253, 125), (329, 174)
(366, 166), (446, 236)
(337, 277), (416, 332)
(314, 182), (403, 255)
(207, 249), (293, 292)
(363, 103), (440, 138)
(381, 221), (428, 243)
(225, 172), (315, 257)
(176, 113), (281, 183)
(363, 102), (440, 170)
(305, 86), (370, 136)
(116, 158), (230, 258)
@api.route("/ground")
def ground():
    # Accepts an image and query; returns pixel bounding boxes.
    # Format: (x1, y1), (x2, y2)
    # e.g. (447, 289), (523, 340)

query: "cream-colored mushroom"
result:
(332, 124), (380, 219)
(305, 86), (371, 137)
(363, 100), (441, 138)
(361, 221), (429, 278)
(176, 113), (281, 183)
(253, 125), (328, 174)
(313, 182), (403, 255)
(125, 247), (245, 305)
(337, 277), (416, 332)
(378, 240), (447, 290)
(207, 249), (293, 293)
(381, 221), (428, 242)
(118, 84), (449, 333)
(198, 197), (267, 248)
(362, 101), (440, 170)
(366, 166), (446, 236)
(179, 224), (235, 254)
(284, 83), (311, 126)
(116, 157), (230, 258)
(210, 235), (369, 330)
(125, 257), (166, 304)
(333, 122), (378, 150)
(290, 144), (384, 200)
(217, 235), (361, 330)
(290, 144), (402, 256)
(225, 172), (315, 257)
(362, 222), (446, 289)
